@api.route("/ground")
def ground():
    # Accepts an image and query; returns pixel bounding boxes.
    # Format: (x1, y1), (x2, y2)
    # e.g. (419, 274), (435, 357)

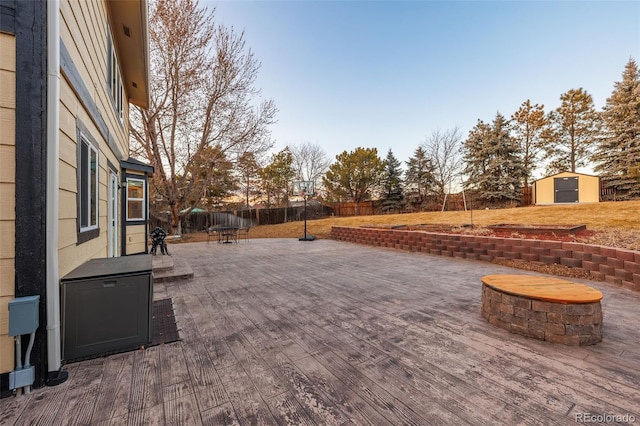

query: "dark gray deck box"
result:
(60, 255), (153, 361)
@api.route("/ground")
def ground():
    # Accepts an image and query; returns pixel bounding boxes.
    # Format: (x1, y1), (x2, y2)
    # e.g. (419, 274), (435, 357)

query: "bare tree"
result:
(421, 128), (464, 202)
(130, 0), (276, 231)
(290, 142), (331, 190)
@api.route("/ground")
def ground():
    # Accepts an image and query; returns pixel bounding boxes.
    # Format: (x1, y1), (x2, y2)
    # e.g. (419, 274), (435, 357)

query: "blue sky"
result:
(211, 1), (639, 177)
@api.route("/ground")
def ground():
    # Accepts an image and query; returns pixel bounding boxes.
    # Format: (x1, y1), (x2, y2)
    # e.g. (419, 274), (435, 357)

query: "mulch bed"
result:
(492, 258), (593, 280)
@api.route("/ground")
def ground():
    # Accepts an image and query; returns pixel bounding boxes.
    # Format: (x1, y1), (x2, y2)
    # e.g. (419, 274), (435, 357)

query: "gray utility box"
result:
(8, 295), (40, 336)
(60, 255), (153, 361)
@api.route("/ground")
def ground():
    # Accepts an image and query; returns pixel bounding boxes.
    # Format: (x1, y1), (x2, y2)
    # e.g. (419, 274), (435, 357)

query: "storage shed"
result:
(532, 172), (600, 205)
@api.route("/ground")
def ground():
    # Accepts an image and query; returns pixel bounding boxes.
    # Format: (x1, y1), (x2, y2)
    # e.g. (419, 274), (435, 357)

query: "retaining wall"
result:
(330, 226), (640, 293)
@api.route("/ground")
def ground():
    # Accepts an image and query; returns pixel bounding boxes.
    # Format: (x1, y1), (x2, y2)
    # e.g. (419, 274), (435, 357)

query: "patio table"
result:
(211, 225), (238, 244)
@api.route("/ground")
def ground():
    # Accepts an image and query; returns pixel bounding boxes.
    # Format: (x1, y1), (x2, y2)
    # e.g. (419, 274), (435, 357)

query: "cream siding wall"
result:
(0, 33), (16, 374)
(126, 225), (148, 255)
(577, 175), (600, 203)
(534, 175), (556, 204)
(60, 0), (129, 156)
(57, 0), (133, 277)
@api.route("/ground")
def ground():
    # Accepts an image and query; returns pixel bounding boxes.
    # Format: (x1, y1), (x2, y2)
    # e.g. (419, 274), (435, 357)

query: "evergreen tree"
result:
(594, 58), (640, 199)
(404, 146), (435, 210)
(463, 113), (526, 205)
(545, 88), (601, 174)
(463, 119), (492, 194)
(510, 100), (550, 186)
(381, 149), (404, 213)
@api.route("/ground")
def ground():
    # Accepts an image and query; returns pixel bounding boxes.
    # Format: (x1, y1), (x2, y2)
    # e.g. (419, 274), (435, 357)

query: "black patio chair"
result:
(150, 227), (169, 255)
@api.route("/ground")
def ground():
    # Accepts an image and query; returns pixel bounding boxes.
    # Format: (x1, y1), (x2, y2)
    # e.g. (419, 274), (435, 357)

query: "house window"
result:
(79, 135), (99, 231)
(126, 178), (145, 221)
(107, 26), (124, 123)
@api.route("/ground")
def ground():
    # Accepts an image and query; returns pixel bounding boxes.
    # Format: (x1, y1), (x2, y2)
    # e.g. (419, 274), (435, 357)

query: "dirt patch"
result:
(487, 229), (598, 243)
(487, 223), (586, 235)
(492, 259), (593, 280)
(390, 223), (639, 251)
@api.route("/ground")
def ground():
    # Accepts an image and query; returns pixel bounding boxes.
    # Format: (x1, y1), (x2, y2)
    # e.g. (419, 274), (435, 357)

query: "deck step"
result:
(153, 256), (194, 282)
(152, 255), (174, 273)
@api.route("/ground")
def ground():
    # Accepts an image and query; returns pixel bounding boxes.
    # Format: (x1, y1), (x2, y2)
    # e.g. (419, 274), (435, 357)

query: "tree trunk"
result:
(169, 203), (180, 235)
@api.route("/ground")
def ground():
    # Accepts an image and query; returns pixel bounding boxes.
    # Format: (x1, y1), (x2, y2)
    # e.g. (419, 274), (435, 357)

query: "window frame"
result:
(107, 25), (124, 124)
(76, 125), (100, 244)
(125, 177), (146, 222)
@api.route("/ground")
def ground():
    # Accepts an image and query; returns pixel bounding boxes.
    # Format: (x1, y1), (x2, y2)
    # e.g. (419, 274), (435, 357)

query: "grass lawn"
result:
(177, 200), (640, 250)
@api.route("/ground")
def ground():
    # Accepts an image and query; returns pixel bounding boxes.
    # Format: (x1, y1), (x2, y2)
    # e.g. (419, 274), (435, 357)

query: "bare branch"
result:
(130, 0), (276, 230)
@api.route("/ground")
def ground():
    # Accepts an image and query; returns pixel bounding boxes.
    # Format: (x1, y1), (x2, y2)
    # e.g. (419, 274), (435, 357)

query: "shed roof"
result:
(533, 171), (598, 182)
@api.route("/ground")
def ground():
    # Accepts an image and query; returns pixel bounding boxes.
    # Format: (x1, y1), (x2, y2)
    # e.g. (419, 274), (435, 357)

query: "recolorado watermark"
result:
(575, 413), (636, 423)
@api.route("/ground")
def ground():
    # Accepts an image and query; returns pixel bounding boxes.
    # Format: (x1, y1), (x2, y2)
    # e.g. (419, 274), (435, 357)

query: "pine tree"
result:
(544, 88), (601, 174)
(510, 100), (550, 186)
(404, 146), (435, 210)
(463, 119), (492, 192)
(594, 58), (640, 199)
(463, 113), (526, 205)
(381, 149), (404, 213)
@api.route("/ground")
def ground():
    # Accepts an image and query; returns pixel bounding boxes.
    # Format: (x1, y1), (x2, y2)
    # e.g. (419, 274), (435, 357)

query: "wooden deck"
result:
(2, 239), (639, 425)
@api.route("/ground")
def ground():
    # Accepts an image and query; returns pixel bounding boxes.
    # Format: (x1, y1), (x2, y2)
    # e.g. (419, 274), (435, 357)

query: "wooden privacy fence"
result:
(150, 185), (553, 232)
(151, 204), (335, 234)
(329, 201), (378, 216)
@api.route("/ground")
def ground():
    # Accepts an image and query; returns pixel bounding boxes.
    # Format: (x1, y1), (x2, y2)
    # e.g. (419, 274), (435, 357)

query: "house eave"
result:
(107, 0), (150, 109)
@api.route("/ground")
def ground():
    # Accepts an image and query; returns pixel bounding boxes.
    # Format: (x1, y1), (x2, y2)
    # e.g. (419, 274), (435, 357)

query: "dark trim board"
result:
(0, 372), (10, 398)
(13, 0), (48, 388)
(0, 0), (16, 33)
(120, 159), (154, 255)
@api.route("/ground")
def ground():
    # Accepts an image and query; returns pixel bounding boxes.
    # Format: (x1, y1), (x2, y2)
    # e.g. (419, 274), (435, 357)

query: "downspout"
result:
(46, 0), (63, 380)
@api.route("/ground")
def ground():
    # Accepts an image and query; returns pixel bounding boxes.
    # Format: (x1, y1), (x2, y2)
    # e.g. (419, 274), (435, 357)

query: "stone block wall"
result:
(481, 284), (603, 346)
(330, 226), (640, 292)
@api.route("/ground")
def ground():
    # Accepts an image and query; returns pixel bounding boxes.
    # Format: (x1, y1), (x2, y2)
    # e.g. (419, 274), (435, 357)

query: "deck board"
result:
(91, 353), (131, 421)
(2, 239), (639, 425)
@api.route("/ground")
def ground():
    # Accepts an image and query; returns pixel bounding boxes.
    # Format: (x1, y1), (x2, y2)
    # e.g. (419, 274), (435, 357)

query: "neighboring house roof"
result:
(533, 171), (598, 182)
(107, 0), (150, 108)
(180, 208), (206, 214)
